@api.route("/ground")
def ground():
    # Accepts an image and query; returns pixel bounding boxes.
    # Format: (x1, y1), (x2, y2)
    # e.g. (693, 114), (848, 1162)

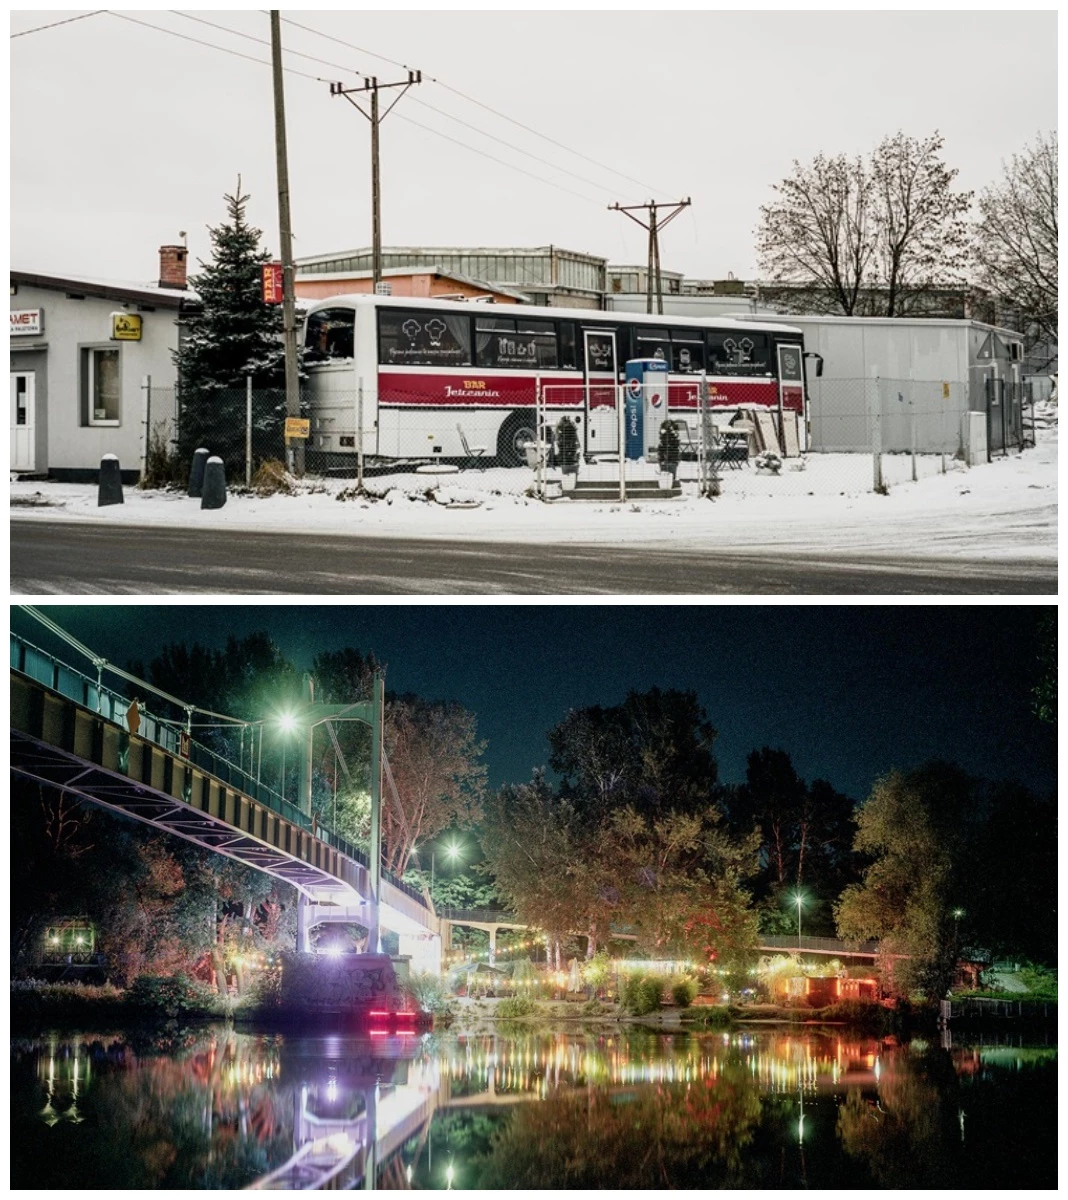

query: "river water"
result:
(10, 1024), (1056, 1189)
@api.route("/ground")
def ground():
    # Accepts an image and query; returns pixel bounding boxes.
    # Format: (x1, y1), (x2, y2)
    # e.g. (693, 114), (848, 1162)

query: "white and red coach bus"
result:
(302, 294), (814, 464)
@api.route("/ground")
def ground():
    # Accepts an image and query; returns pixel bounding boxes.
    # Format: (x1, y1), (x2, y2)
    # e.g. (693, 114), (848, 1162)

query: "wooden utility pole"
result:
(609, 198), (692, 314)
(269, 10), (303, 475)
(330, 72), (422, 289)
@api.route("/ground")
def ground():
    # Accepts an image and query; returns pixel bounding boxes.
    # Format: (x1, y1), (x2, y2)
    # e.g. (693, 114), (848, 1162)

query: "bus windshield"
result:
(304, 307), (355, 361)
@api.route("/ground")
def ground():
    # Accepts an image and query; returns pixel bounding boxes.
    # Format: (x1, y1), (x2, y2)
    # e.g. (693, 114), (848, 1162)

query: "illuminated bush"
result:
(126, 974), (210, 1017)
(497, 995), (537, 1018)
(620, 973), (664, 1016)
(670, 976), (699, 1008)
(403, 971), (453, 1014)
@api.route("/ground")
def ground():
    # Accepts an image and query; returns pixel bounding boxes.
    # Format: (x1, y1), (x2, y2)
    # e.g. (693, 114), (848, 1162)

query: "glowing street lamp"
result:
(275, 711), (300, 803)
(794, 891), (806, 944)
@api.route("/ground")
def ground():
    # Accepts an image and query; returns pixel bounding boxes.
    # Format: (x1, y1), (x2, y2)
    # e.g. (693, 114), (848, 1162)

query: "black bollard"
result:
(188, 447), (210, 497)
(201, 456), (227, 510)
(97, 454), (124, 506)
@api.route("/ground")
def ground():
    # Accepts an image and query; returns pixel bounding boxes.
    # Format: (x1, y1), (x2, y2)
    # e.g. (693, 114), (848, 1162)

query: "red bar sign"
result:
(261, 262), (284, 304)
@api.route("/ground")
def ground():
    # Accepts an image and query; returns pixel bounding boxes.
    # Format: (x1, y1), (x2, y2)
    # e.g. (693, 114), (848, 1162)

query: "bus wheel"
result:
(497, 412), (537, 466)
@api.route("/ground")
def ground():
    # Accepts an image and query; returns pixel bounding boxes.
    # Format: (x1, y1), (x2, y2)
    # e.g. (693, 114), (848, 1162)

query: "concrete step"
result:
(566, 480), (681, 501)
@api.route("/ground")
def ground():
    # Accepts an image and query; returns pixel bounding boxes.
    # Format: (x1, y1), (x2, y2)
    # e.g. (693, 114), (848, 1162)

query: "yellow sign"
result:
(285, 417), (311, 439)
(942, 382), (950, 400)
(111, 312), (143, 341)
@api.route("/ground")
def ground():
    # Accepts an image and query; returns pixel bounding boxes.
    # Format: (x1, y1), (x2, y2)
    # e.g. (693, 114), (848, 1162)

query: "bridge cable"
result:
(20, 605), (249, 725)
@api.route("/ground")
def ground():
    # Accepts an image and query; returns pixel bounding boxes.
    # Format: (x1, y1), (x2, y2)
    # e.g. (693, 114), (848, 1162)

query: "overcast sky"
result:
(10, 7), (1058, 286)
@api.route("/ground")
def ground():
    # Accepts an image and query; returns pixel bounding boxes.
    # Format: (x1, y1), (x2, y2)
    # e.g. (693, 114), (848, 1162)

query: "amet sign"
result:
(11, 309), (43, 336)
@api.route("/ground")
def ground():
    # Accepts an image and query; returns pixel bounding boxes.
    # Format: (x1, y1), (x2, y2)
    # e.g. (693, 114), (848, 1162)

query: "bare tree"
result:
(975, 130), (1058, 348)
(870, 132), (973, 316)
(756, 131), (972, 316)
(756, 152), (874, 314)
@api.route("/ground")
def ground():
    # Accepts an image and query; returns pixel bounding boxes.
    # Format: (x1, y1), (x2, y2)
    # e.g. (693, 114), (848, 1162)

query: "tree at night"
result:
(548, 687), (720, 821)
(482, 688), (758, 966)
(597, 805), (760, 968)
(834, 764), (976, 997)
(726, 747), (858, 936)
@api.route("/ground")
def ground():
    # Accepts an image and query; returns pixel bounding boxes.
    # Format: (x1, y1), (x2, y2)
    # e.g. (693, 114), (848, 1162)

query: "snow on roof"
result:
(11, 268), (198, 305)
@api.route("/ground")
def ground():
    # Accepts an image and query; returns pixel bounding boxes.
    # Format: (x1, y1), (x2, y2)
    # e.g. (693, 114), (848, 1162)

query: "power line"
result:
(276, 13), (672, 199)
(173, 10), (623, 199)
(11, 10), (105, 38)
(103, 11), (606, 208)
(106, 10), (320, 80)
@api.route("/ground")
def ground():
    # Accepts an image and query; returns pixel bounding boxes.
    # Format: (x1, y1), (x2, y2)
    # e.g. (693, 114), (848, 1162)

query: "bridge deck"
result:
(10, 670), (437, 937)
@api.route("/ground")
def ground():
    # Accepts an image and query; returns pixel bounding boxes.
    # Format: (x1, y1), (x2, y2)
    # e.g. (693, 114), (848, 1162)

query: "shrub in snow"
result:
(252, 458), (294, 495)
(556, 416), (580, 473)
(658, 421), (681, 476)
(753, 450), (783, 474)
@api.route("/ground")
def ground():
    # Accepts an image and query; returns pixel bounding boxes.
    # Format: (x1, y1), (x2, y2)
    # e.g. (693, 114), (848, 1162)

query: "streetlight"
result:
(276, 711), (297, 802)
(794, 891), (806, 945)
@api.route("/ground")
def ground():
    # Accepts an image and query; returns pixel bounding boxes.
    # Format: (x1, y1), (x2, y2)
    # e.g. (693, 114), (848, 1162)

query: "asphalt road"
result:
(10, 520), (1056, 594)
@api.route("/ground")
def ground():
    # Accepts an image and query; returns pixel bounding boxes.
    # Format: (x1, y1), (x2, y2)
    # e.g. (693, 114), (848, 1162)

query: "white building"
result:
(10, 247), (194, 480)
(738, 314), (1027, 455)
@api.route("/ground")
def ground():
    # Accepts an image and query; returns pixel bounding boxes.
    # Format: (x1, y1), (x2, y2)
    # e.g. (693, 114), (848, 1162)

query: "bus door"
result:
(583, 329), (618, 455)
(777, 343), (805, 449)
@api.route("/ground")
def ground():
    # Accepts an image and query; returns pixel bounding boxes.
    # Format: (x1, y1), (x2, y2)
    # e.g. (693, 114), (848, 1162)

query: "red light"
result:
(368, 1011), (389, 1017)
(369, 1030), (388, 1037)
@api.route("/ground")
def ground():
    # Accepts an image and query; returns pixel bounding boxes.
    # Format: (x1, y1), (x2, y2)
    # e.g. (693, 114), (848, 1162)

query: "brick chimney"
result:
(158, 244), (188, 290)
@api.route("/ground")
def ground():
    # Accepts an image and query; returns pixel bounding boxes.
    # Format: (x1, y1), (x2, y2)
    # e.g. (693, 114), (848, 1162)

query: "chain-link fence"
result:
(142, 374), (1030, 500)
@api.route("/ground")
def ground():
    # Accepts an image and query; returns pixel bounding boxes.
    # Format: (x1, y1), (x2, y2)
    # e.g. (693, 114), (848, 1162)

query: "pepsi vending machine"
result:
(623, 358), (670, 460)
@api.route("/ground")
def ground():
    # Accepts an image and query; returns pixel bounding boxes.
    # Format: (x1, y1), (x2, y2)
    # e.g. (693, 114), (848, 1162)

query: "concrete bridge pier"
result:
(297, 893), (312, 954)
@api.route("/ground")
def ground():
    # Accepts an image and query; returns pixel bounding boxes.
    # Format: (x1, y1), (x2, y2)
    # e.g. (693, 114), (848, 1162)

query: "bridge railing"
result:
(10, 633), (429, 907)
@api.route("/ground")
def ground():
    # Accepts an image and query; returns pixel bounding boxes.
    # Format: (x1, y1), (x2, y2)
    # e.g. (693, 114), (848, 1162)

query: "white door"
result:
(10, 371), (36, 471)
(583, 329), (618, 455)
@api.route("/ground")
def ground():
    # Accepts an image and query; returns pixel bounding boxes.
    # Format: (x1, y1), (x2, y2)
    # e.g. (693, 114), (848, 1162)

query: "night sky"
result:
(14, 605), (1056, 802)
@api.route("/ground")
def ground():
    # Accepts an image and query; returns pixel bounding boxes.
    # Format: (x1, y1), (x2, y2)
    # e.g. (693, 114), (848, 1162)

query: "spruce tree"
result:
(174, 182), (294, 470)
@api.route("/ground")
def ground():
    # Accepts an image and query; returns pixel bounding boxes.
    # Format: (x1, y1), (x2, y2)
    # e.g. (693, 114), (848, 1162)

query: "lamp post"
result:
(277, 710), (297, 802)
(794, 891), (805, 946)
(952, 907), (964, 959)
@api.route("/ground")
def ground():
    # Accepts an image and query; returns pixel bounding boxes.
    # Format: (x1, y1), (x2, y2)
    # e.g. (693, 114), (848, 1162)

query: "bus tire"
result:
(497, 412), (537, 466)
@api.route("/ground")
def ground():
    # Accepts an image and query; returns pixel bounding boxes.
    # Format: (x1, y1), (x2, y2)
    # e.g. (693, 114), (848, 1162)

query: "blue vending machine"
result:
(623, 358), (669, 460)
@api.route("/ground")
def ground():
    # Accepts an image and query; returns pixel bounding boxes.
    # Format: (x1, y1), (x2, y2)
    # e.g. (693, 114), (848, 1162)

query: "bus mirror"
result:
(805, 352), (824, 378)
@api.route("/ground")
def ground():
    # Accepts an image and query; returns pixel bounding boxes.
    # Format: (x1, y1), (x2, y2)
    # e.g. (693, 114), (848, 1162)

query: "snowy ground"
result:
(10, 431), (1058, 564)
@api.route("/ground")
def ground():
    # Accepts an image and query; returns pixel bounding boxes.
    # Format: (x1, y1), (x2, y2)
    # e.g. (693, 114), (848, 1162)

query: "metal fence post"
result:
(870, 368), (883, 492)
(357, 377), (365, 493)
(535, 374), (543, 500)
(910, 391), (917, 483)
(698, 372), (718, 498)
(245, 375), (253, 488)
(617, 381), (625, 503)
(140, 375), (151, 484)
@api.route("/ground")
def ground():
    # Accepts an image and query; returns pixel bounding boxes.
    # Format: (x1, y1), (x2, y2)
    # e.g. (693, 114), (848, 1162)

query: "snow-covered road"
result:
(10, 436), (1057, 582)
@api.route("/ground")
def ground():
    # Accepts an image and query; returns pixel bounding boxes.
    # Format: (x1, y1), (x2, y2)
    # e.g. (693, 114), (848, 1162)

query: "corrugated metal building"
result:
(296, 245), (606, 308)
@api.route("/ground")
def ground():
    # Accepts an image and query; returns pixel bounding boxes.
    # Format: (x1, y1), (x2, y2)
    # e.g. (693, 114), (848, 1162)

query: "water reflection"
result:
(10, 1026), (1056, 1190)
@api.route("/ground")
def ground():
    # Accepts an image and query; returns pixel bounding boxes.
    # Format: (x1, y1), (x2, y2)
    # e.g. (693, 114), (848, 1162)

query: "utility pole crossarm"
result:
(609, 197), (692, 315)
(329, 72), (422, 289)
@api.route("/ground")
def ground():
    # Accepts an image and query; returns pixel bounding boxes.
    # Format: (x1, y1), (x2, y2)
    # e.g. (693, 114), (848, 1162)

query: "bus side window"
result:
(558, 322), (578, 370)
(635, 327), (671, 364)
(670, 330), (705, 374)
(379, 310), (473, 367)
